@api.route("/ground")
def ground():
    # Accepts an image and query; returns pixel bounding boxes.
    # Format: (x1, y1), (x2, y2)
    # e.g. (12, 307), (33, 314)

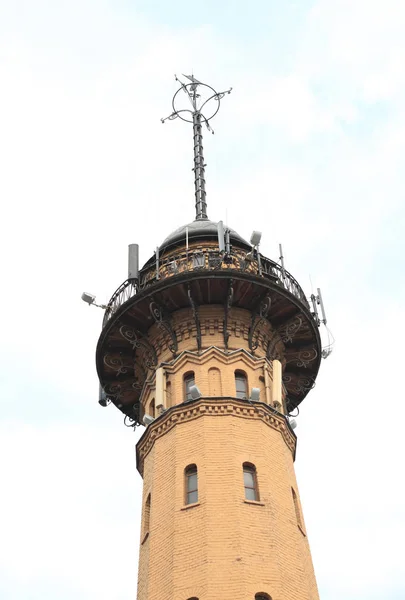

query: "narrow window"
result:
(292, 487), (303, 530)
(185, 464), (198, 504)
(243, 463), (259, 501)
(235, 370), (248, 399)
(255, 594), (272, 600)
(149, 398), (155, 418)
(144, 493), (151, 537)
(184, 372), (195, 401)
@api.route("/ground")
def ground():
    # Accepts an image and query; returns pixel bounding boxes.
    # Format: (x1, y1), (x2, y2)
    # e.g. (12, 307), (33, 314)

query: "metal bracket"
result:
(223, 278), (234, 349)
(266, 332), (282, 361)
(149, 299), (178, 356)
(248, 293), (272, 352)
(187, 286), (202, 351)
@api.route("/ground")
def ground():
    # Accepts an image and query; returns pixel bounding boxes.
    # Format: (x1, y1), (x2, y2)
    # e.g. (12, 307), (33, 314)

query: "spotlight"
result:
(250, 388), (260, 401)
(81, 292), (96, 305)
(189, 385), (202, 400)
(143, 414), (155, 426)
(289, 418), (297, 430)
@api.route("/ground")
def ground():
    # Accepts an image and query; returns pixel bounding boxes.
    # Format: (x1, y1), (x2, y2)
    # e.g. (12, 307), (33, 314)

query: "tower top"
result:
(161, 74), (232, 221)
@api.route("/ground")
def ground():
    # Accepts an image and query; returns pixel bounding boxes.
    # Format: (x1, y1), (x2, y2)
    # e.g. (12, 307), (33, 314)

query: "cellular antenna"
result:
(161, 74), (232, 221)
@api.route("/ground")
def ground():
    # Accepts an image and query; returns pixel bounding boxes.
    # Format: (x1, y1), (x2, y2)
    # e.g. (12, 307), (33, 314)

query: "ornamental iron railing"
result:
(102, 247), (309, 326)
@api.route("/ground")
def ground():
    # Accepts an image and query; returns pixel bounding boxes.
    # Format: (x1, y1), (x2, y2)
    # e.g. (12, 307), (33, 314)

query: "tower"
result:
(94, 75), (325, 600)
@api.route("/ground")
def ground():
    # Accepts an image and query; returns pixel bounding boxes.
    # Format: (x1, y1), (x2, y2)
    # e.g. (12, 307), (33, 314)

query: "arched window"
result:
(184, 372), (195, 401)
(243, 463), (259, 501)
(144, 493), (151, 536)
(185, 464), (198, 504)
(149, 398), (155, 418)
(235, 370), (248, 399)
(255, 594), (272, 600)
(292, 487), (303, 530)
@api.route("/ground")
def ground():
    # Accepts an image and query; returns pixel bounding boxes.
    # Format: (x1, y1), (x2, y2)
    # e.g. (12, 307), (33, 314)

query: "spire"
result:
(162, 74), (232, 221)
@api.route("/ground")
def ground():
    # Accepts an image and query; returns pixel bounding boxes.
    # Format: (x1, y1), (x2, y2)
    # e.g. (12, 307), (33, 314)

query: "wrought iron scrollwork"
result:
(119, 325), (158, 369)
(285, 347), (318, 368)
(149, 299), (178, 355)
(187, 286), (202, 351)
(277, 314), (303, 344)
(102, 382), (123, 402)
(223, 279), (234, 349)
(103, 354), (134, 377)
(283, 373), (316, 394)
(248, 294), (272, 352)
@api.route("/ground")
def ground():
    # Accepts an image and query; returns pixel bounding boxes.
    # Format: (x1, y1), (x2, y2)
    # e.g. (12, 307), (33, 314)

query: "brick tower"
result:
(94, 76), (324, 600)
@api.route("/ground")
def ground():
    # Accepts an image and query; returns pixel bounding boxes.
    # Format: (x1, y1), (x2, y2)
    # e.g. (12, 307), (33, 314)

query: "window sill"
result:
(244, 499), (265, 506)
(141, 531), (149, 545)
(181, 502), (200, 511)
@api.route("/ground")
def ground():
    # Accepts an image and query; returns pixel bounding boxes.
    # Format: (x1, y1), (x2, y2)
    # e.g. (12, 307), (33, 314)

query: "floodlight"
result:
(250, 388), (260, 401)
(143, 414), (155, 426)
(250, 231), (262, 247)
(81, 292), (96, 305)
(189, 385), (202, 400)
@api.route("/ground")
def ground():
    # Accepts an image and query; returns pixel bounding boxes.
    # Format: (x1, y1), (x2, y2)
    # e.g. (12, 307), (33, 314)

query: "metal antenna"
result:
(162, 74), (232, 221)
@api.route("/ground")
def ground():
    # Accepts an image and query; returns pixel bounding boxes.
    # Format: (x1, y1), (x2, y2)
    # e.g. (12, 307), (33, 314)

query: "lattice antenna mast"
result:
(162, 75), (232, 221)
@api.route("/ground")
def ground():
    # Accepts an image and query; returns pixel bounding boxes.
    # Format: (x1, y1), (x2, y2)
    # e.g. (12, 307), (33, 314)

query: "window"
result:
(292, 487), (303, 530)
(235, 370), (248, 399)
(184, 372), (195, 401)
(144, 494), (151, 537)
(243, 463), (259, 501)
(185, 464), (198, 504)
(255, 594), (272, 600)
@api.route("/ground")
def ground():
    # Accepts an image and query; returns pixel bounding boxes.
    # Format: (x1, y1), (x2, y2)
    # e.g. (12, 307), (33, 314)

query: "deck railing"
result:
(103, 246), (309, 326)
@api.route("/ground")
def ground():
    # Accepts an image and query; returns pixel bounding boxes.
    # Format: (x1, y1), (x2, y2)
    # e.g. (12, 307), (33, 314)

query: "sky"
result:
(1, 0), (405, 598)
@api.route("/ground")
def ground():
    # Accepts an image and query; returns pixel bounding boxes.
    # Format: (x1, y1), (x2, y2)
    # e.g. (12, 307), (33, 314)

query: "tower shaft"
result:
(135, 307), (320, 600)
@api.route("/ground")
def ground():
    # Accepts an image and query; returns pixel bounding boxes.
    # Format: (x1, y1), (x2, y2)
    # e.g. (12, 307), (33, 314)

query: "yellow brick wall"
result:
(137, 403), (319, 600)
(136, 296), (318, 600)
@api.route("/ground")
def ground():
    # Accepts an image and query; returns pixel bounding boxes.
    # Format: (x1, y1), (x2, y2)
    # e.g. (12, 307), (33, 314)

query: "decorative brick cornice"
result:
(136, 398), (296, 475)
(162, 345), (273, 372)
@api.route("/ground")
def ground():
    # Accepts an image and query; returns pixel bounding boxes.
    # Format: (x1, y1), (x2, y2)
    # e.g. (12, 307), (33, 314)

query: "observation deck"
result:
(96, 238), (321, 425)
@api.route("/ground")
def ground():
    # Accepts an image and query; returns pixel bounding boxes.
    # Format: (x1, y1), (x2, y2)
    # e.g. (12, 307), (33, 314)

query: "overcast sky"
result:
(1, 1), (405, 599)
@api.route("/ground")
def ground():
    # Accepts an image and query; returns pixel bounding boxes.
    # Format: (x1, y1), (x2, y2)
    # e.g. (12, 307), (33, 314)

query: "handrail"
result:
(102, 247), (310, 326)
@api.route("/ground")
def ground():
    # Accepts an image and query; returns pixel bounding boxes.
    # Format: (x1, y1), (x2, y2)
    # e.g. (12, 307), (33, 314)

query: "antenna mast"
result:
(162, 74), (232, 221)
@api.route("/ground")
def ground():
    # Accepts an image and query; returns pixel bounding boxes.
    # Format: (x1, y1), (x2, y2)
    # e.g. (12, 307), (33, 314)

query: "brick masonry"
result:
(135, 306), (320, 599)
